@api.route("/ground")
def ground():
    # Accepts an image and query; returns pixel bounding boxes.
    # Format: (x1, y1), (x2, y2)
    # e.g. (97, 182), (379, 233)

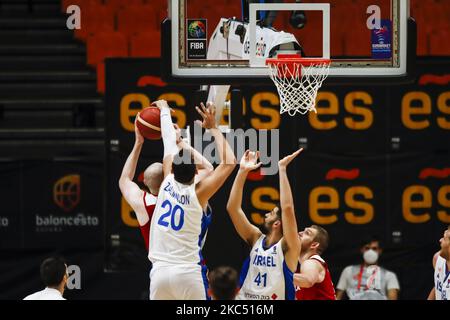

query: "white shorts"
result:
(150, 263), (209, 300)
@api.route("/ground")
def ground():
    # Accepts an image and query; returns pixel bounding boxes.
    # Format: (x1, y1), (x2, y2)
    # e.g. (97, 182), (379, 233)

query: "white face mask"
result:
(363, 249), (379, 265)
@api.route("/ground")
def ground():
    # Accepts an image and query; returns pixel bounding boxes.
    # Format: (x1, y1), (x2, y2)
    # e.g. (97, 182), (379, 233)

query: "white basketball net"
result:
(267, 60), (330, 116)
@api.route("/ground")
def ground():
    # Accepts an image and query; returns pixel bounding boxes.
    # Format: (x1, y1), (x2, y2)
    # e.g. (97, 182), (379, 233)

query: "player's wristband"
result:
(160, 108), (171, 117)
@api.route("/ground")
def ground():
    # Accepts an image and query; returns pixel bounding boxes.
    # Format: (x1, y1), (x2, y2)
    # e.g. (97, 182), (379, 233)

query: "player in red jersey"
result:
(119, 118), (163, 250)
(295, 225), (336, 300)
(119, 116), (213, 250)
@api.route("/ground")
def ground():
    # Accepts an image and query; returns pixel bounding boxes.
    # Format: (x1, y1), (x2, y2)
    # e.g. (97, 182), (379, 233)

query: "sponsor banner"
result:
(390, 153), (450, 246)
(390, 86), (450, 152)
(244, 86), (389, 154)
(294, 153), (388, 248)
(372, 19), (392, 59)
(0, 161), (22, 249)
(21, 160), (103, 249)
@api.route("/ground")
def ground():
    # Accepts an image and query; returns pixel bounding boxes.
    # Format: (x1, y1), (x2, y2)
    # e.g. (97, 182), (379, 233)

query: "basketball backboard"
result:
(161, 0), (416, 85)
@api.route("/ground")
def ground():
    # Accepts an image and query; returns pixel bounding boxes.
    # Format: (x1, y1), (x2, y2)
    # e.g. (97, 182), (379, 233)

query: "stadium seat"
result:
(61, 0), (103, 13)
(199, 5), (225, 31)
(344, 29), (371, 57)
(88, 32), (128, 93)
(415, 20), (431, 56)
(117, 5), (159, 37)
(96, 62), (106, 94)
(147, 0), (166, 11)
(104, 0), (146, 11)
(130, 31), (161, 58)
(74, 4), (115, 42)
(430, 31), (450, 56)
(86, 31), (128, 67)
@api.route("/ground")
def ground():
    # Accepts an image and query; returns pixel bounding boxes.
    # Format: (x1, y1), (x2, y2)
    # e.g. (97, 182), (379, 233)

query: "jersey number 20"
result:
(157, 200), (185, 231)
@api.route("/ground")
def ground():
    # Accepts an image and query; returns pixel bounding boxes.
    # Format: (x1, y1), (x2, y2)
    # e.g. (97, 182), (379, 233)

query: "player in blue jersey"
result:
(227, 149), (302, 300)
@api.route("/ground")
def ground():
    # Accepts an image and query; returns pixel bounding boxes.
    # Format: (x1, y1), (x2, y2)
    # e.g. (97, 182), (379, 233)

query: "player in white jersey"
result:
(149, 100), (236, 300)
(428, 226), (450, 300)
(119, 116), (213, 251)
(227, 149), (302, 300)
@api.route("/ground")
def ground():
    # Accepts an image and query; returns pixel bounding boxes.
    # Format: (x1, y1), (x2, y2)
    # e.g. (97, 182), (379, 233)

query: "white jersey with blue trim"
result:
(434, 255), (450, 300)
(236, 235), (295, 300)
(148, 174), (210, 266)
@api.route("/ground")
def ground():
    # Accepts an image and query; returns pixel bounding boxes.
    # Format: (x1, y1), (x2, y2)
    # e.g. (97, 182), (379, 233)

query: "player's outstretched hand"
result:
(278, 148), (303, 169)
(240, 150), (262, 172)
(134, 114), (144, 144)
(195, 102), (217, 129)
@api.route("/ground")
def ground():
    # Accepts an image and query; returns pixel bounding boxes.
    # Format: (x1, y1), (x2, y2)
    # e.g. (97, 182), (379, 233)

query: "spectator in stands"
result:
(336, 236), (400, 300)
(24, 256), (68, 300)
(208, 266), (239, 300)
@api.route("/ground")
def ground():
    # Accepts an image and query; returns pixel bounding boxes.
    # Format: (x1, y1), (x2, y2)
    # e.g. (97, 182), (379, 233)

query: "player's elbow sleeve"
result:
(118, 177), (125, 190)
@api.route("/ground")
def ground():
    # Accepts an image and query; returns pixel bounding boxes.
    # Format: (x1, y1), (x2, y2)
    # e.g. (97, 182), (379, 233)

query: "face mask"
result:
(363, 249), (379, 265)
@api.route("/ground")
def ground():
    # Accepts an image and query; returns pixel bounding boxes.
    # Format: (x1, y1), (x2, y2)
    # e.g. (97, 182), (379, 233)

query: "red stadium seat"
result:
(117, 5), (159, 37)
(199, 5), (225, 32)
(74, 4), (115, 42)
(97, 62), (106, 94)
(147, 0), (166, 11)
(344, 29), (371, 57)
(430, 31), (450, 56)
(104, 0), (146, 11)
(130, 31), (161, 58)
(86, 31), (128, 67)
(61, 0), (103, 13)
(89, 32), (129, 93)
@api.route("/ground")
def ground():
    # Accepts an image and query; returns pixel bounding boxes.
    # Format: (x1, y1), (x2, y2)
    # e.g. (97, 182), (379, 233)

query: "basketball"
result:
(136, 107), (161, 140)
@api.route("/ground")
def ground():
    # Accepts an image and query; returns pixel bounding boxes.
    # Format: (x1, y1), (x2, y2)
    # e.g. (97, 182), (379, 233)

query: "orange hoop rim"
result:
(266, 54), (331, 67)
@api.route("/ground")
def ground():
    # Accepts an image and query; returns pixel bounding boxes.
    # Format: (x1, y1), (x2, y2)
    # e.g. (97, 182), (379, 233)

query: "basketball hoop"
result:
(266, 54), (331, 116)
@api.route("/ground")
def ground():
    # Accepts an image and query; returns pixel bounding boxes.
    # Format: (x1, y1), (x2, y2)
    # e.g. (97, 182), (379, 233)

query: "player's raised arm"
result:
(153, 100), (178, 179)
(195, 102), (237, 208)
(118, 117), (146, 225)
(279, 148), (302, 272)
(226, 150), (263, 247)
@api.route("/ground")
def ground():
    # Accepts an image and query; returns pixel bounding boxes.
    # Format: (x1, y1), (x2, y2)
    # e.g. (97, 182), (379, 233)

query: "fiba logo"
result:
(53, 175), (81, 212)
(188, 20), (206, 39)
